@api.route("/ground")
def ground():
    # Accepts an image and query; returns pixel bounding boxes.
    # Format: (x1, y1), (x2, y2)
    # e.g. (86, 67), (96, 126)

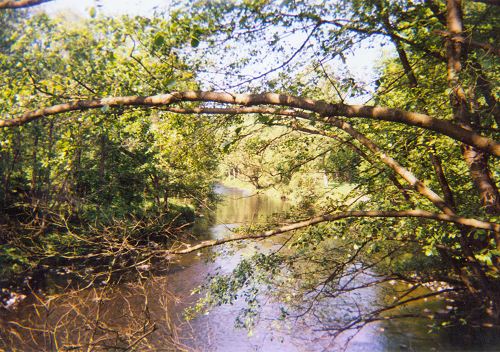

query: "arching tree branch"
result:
(1, 91), (499, 157)
(288, 123), (413, 202)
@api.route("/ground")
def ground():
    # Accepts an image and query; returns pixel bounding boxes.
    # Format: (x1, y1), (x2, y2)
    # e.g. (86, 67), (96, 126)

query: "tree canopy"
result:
(1, 0), (500, 346)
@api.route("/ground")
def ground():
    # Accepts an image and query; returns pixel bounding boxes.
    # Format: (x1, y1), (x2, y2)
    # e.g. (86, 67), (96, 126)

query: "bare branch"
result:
(168, 209), (500, 254)
(2, 91), (499, 157)
(228, 22), (322, 89)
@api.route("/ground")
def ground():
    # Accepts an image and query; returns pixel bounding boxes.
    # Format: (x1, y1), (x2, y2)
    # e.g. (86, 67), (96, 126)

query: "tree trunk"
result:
(31, 127), (39, 202)
(429, 151), (456, 209)
(3, 130), (21, 205)
(99, 132), (107, 185)
(446, 0), (500, 215)
(44, 120), (54, 204)
(446, 0), (500, 318)
(164, 189), (169, 212)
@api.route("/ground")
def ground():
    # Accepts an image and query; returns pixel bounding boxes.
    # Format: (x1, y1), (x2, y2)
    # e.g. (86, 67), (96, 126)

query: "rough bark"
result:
(462, 146), (500, 214)
(445, 0), (500, 316)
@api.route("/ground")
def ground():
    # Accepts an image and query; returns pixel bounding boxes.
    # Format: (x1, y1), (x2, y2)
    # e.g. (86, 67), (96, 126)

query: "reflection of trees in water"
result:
(0, 187), (287, 352)
(215, 191), (287, 226)
(0, 275), (193, 351)
(5, 186), (500, 352)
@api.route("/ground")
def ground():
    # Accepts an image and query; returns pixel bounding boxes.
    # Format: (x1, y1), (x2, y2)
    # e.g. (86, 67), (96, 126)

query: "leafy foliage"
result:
(0, 10), (220, 295)
(0, 0), (500, 345)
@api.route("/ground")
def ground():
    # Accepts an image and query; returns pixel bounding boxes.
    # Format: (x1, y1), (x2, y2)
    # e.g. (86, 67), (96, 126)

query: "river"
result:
(1, 185), (499, 351)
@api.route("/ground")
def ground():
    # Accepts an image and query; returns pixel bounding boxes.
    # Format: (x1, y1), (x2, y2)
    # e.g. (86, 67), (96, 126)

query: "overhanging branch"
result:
(167, 209), (500, 254)
(1, 91), (499, 157)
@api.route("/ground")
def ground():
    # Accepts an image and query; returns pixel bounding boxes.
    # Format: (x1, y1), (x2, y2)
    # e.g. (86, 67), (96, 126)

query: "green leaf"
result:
(89, 7), (96, 18)
(191, 37), (200, 48)
(164, 78), (176, 89)
(153, 33), (165, 50)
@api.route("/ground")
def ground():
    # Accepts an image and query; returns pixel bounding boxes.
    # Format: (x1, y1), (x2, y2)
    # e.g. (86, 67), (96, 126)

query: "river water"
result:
(164, 185), (499, 352)
(1, 185), (500, 351)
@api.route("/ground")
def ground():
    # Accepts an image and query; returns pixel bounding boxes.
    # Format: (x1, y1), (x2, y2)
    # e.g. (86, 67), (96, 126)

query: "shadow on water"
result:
(1, 184), (500, 351)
